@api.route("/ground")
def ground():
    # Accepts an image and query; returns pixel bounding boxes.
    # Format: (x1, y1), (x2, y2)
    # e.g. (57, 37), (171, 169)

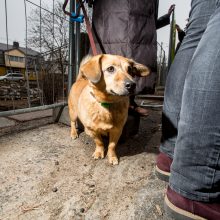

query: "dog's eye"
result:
(107, 66), (115, 73)
(128, 66), (135, 77)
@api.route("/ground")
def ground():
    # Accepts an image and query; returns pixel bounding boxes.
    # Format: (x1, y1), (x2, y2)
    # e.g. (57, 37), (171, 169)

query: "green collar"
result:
(101, 102), (111, 108)
(90, 91), (111, 109)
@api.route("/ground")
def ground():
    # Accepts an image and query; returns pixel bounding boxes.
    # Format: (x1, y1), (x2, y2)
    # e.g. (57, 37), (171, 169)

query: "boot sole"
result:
(155, 165), (170, 182)
(164, 194), (206, 220)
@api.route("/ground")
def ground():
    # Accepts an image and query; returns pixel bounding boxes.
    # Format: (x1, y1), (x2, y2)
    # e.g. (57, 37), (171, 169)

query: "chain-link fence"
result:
(156, 42), (168, 87)
(0, 0), (72, 116)
(0, 0), (93, 117)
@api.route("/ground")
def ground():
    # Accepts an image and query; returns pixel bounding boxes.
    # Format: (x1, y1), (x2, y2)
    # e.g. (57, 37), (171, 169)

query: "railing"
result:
(0, 0), (71, 116)
(157, 42), (168, 87)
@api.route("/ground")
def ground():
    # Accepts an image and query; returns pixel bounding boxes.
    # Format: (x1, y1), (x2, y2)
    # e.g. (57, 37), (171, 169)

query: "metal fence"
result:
(157, 42), (168, 87)
(0, 0), (72, 117)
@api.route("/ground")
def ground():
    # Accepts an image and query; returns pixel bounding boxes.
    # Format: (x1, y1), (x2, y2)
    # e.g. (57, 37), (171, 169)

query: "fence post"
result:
(75, 2), (81, 78)
(157, 42), (163, 86)
(168, 9), (176, 70)
(68, 0), (76, 93)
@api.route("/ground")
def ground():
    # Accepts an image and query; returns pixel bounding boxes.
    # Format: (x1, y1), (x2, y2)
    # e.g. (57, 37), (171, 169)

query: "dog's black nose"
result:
(125, 81), (136, 92)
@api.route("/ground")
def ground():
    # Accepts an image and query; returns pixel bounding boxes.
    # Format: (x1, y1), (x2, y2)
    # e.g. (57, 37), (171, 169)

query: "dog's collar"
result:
(101, 102), (111, 108)
(90, 91), (111, 109)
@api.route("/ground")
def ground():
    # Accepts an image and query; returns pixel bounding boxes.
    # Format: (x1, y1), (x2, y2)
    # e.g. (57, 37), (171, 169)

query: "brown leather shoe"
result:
(134, 106), (149, 117)
(165, 186), (220, 220)
(155, 152), (172, 182)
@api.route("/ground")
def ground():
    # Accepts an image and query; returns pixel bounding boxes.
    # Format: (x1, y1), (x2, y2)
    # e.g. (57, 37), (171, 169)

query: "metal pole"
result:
(68, 0), (76, 92)
(168, 9), (175, 70)
(161, 50), (166, 86)
(52, 0), (55, 103)
(39, 0), (44, 105)
(75, 1), (81, 76)
(0, 103), (67, 117)
(140, 102), (163, 108)
(157, 42), (163, 86)
(24, 0), (31, 108)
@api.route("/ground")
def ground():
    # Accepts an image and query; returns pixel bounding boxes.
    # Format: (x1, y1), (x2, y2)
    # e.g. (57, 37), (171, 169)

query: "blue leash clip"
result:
(70, 3), (84, 23)
(70, 13), (84, 23)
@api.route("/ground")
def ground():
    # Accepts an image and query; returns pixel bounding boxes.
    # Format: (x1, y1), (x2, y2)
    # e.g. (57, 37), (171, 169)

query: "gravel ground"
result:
(0, 108), (171, 220)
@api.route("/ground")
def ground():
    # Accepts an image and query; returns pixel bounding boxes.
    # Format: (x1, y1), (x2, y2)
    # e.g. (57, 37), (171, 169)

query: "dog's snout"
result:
(125, 80), (136, 92)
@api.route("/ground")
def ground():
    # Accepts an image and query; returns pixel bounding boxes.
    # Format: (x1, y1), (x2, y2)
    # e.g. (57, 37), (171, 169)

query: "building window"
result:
(19, 57), (25, 62)
(0, 51), (4, 64)
(6, 55), (25, 63)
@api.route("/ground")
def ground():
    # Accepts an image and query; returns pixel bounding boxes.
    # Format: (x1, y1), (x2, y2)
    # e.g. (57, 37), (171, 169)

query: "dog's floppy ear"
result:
(126, 58), (151, 77)
(132, 62), (151, 77)
(80, 55), (103, 84)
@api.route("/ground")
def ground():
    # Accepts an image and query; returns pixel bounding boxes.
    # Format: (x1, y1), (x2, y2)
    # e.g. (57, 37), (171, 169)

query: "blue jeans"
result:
(160, 0), (220, 202)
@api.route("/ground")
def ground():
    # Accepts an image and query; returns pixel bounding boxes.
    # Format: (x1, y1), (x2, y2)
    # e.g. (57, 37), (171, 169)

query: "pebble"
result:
(52, 187), (58, 192)
(55, 161), (59, 165)
(86, 180), (95, 188)
(80, 208), (85, 213)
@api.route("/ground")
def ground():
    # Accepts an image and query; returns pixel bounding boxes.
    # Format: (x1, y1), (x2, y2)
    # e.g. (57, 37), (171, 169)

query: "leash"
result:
(63, 0), (110, 107)
(79, 0), (98, 56)
(63, 0), (98, 56)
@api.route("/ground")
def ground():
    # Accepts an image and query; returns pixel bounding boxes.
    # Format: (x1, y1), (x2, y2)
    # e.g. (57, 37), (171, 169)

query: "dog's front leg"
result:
(69, 106), (78, 139)
(92, 134), (105, 160)
(70, 121), (78, 139)
(107, 129), (122, 165)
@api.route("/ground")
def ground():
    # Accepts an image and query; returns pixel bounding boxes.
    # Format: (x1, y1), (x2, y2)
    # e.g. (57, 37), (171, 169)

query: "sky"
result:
(0, 0), (191, 55)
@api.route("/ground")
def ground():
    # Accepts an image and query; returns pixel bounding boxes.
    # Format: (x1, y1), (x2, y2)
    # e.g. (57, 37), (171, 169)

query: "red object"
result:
(78, 0), (98, 56)
(165, 186), (220, 220)
(155, 152), (172, 182)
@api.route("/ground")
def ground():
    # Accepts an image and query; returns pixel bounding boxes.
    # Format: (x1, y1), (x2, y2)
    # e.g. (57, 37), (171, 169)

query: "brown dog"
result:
(68, 54), (150, 165)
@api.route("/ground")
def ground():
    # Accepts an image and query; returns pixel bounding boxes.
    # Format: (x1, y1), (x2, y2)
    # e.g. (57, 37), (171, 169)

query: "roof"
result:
(0, 42), (39, 57)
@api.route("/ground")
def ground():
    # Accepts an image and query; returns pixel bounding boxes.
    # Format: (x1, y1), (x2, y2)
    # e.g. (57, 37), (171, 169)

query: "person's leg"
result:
(156, 0), (216, 181)
(165, 1), (220, 219)
(171, 0), (220, 203)
(129, 95), (149, 117)
(160, 0), (216, 158)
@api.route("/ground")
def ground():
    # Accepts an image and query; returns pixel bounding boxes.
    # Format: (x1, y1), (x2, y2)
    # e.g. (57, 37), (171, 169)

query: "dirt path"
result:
(0, 109), (170, 220)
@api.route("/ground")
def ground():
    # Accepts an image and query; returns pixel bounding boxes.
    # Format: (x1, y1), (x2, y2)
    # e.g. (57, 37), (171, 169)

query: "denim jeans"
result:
(160, 0), (220, 202)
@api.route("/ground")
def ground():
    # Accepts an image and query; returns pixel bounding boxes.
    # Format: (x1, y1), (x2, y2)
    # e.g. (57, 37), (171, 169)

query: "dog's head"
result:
(80, 54), (150, 97)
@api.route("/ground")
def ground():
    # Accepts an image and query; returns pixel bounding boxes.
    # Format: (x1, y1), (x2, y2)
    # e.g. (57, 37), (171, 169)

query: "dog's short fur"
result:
(68, 54), (150, 165)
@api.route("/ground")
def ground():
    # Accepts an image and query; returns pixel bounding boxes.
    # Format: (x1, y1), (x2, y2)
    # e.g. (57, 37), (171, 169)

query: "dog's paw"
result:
(92, 150), (104, 160)
(71, 133), (78, 140)
(108, 156), (119, 165)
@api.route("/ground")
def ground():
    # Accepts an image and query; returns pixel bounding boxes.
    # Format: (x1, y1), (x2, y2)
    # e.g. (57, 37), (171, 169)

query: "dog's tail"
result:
(77, 55), (93, 80)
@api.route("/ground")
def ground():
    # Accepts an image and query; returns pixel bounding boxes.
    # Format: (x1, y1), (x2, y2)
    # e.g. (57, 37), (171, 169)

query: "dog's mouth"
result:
(109, 90), (124, 96)
(109, 89), (134, 96)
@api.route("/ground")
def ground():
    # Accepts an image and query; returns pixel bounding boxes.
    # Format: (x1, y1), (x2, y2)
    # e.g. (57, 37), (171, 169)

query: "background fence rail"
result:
(0, 0), (72, 116)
